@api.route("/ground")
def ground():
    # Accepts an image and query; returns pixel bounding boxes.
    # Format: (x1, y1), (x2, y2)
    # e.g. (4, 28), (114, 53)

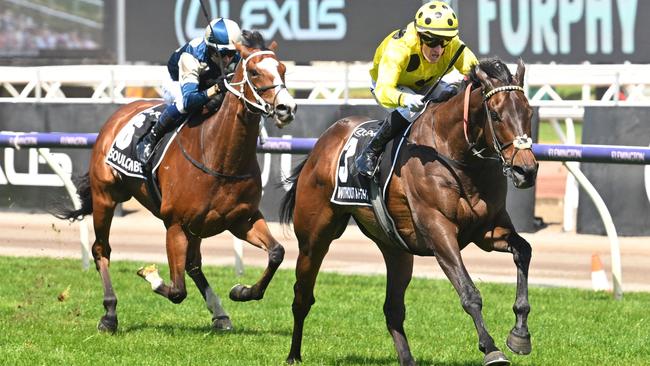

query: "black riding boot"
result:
(355, 111), (409, 177)
(136, 107), (181, 164)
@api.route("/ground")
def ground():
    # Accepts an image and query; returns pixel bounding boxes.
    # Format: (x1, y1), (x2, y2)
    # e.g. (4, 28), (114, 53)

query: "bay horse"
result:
(53, 31), (296, 333)
(280, 59), (537, 366)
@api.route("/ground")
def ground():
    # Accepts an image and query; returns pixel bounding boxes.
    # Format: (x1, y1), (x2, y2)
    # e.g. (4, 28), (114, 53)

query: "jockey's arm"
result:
(178, 53), (211, 113)
(374, 46), (409, 109)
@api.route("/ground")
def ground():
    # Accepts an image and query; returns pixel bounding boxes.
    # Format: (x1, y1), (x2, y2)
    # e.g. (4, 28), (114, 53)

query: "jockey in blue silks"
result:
(137, 17), (242, 164)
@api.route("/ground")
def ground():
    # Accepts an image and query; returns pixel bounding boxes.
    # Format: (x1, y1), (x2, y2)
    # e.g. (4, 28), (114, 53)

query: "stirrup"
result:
(355, 153), (380, 178)
(136, 141), (154, 164)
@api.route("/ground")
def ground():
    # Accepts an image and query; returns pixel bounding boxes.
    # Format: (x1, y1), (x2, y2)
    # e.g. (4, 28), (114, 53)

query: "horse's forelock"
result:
(469, 59), (513, 86)
(241, 30), (267, 50)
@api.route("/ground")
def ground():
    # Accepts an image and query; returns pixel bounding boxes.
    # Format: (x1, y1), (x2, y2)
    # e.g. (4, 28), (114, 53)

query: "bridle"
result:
(224, 50), (287, 118)
(463, 83), (532, 177)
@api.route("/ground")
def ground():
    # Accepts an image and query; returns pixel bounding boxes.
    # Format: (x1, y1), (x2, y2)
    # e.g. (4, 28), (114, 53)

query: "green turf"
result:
(537, 121), (583, 144)
(0, 256), (647, 365)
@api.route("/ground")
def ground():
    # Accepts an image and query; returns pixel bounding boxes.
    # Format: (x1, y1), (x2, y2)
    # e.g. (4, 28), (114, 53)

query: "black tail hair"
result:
(49, 172), (93, 221)
(279, 157), (308, 226)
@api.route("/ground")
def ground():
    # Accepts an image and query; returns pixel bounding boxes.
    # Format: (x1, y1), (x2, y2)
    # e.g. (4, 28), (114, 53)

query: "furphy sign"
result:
(125, 0), (423, 63)
(458, 0), (648, 63)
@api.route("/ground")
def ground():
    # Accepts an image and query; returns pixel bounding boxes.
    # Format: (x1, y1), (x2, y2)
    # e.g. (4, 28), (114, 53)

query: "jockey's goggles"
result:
(419, 34), (450, 48)
(219, 49), (237, 58)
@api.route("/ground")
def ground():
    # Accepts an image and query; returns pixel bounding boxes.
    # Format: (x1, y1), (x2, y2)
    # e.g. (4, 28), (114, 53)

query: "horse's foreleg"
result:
(434, 233), (510, 366)
(380, 247), (416, 366)
(185, 237), (232, 331)
(137, 224), (189, 304)
(91, 195), (118, 333)
(477, 228), (532, 356)
(228, 210), (284, 302)
(505, 232), (532, 355)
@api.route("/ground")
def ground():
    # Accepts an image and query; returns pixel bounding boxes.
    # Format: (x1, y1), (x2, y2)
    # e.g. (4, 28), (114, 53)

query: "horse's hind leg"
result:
(477, 228), (532, 355)
(185, 236), (233, 331)
(137, 223), (189, 304)
(228, 210), (285, 302)
(91, 191), (119, 333)
(380, 247), (416, 366)
(287, 210), (349, 364)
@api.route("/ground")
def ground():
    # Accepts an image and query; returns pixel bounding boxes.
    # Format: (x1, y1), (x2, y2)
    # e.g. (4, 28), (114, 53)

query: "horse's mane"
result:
(241, 30), (267, 50)
(467, 58), (513, 88)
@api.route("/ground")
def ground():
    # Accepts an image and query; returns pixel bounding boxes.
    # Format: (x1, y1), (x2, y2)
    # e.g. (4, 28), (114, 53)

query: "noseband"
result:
(463, 84), (532, 177)
(224, 50), (287, 118)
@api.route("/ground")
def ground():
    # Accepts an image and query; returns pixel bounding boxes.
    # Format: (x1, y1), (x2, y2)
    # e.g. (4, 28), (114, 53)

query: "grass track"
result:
(0, 256), (648, 365)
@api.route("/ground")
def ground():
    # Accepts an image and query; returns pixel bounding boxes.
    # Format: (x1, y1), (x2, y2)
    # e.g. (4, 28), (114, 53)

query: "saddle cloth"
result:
(330, 119), (409, 206)
(104, 104), (180, 180)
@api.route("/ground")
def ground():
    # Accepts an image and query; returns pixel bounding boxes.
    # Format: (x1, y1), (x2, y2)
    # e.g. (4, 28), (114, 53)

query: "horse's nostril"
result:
(276, 104), (290, 113)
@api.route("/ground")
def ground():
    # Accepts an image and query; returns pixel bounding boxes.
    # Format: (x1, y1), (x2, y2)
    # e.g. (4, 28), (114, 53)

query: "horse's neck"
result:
(416, 86), (485, 162)
(199, 86), (261, 174)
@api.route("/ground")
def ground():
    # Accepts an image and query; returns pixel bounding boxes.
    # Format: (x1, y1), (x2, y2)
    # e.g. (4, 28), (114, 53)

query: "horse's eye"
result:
(249, 69), (259, 77)
(490, 110), (501, 121)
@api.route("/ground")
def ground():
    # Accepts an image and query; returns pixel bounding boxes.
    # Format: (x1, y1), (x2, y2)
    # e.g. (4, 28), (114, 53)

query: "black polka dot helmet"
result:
(414, 1), (458, 39)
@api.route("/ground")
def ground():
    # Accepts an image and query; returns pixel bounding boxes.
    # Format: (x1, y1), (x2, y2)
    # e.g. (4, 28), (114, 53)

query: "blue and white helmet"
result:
(204, 18), (242, 51)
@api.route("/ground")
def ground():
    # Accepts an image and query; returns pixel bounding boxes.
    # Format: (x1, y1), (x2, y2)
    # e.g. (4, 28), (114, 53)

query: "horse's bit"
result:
(223, 50), (287, 118)
(463, 84), (532, 177)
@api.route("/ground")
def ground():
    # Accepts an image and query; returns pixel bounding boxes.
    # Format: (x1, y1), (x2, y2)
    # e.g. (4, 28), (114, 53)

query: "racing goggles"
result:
(419, 34), (451, 48)
(219, 49), (237, 58)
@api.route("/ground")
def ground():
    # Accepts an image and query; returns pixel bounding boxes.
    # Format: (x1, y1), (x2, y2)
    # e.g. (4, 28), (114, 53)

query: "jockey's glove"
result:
(403, 93), (425, 112)
(206, 77), (227, 98)
(206, 83), (220, 98)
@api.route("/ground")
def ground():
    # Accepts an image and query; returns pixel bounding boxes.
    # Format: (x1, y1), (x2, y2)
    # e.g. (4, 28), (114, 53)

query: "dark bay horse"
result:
(53, 31), (296, 333)
(280, 59), (537, 366)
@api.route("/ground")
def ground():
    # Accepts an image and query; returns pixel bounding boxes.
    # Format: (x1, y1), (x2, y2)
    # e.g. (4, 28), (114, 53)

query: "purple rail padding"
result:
(1, 133), (649, 164)
(257, 137), (317, 154)
(532, 143), (650, 164)
(0, 132), (97, 149)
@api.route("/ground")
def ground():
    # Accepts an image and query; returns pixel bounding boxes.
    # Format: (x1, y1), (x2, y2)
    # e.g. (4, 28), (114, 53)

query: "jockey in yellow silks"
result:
(355, 1), (479, 177)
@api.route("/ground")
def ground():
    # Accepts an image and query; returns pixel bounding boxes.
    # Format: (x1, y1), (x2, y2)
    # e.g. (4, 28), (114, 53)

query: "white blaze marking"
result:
(256, 58), (295, 108)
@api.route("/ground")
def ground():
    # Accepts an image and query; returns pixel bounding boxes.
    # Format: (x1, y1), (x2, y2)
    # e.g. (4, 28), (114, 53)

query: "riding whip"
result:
(197, 0), (225, 77)
(421, 44), (466, 102)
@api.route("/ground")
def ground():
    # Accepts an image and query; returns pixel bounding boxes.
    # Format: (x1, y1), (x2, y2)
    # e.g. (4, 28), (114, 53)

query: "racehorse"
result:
(53, 31), (296, 333)
(280, 59), (537, 366)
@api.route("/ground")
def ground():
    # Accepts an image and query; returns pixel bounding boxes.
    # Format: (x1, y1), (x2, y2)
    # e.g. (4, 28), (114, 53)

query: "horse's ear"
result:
(476, 66), (496, 90)
(514, 58), (526, 87)
(268, 41), (278, 51)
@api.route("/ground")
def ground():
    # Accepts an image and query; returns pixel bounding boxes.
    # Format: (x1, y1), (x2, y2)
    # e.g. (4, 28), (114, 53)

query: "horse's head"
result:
(470, 59), (538, 188)
(229, 30), (297, 127)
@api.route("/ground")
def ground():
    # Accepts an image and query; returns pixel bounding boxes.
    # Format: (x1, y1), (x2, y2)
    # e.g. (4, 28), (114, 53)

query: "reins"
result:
(175, 49), (286, 180)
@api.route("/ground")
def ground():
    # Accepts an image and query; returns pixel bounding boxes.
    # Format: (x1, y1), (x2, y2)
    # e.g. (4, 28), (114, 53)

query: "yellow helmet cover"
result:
(414, 1), (458, 39)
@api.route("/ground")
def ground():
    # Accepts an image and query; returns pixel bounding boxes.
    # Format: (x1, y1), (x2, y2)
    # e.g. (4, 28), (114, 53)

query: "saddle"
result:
(331, 120), (412, 252)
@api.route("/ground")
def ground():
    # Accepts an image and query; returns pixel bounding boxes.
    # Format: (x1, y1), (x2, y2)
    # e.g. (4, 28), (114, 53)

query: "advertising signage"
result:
(458, 0), (649, 64)
(124, 0), (648, 64)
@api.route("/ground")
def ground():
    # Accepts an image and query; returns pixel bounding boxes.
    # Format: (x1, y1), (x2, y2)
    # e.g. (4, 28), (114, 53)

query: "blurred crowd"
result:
(0, 8), (99, 55)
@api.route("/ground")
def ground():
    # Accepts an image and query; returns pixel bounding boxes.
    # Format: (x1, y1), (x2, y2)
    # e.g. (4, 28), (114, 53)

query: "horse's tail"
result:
(49, 172), (93, 222)
(279, 157), (308, 226)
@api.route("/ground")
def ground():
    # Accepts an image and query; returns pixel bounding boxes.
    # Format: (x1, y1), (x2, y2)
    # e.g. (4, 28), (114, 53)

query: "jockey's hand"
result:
(403, 93), (425, 112)
(205, 76), (227, 98)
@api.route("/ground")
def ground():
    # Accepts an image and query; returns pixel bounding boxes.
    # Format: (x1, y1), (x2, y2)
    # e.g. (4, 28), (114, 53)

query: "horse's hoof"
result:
(507, 330), (532, 355)
(483, 351), (510, 366)
(286, 355), (302, 364)
(212, 316), (233, 331)
(229, 284), (262, 302)
(97, 315), (118, 334)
